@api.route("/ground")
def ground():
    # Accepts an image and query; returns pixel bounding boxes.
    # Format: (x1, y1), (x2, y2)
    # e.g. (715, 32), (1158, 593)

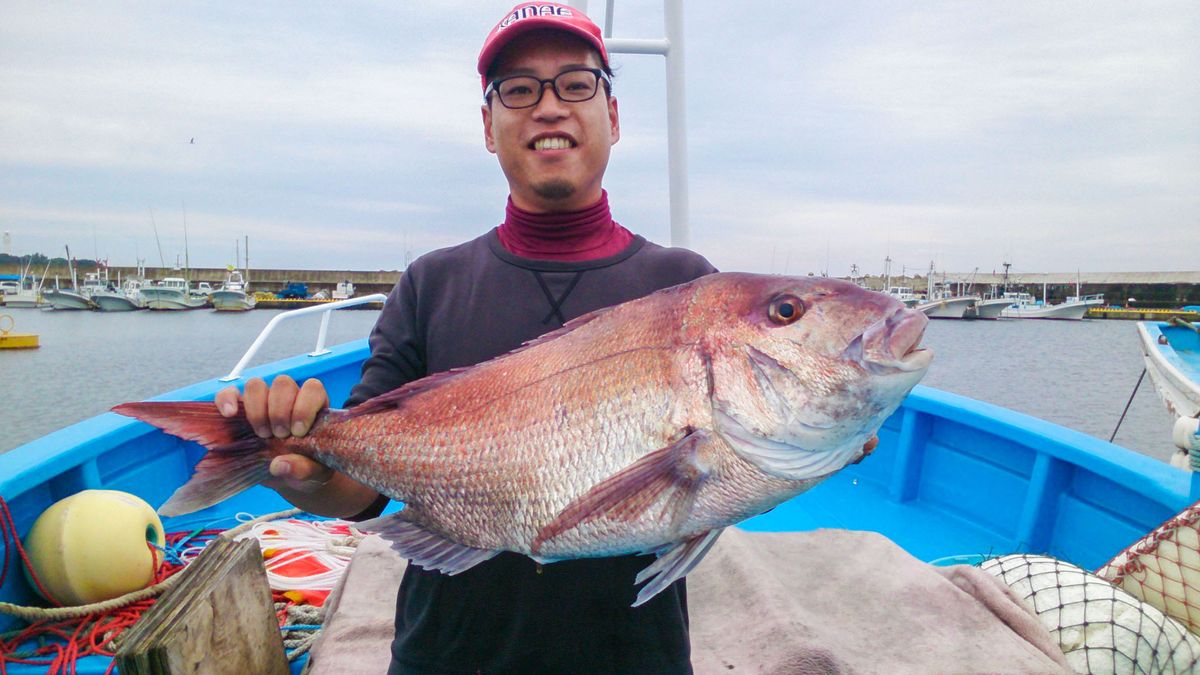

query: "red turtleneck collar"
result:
(496, 191), (634, 261)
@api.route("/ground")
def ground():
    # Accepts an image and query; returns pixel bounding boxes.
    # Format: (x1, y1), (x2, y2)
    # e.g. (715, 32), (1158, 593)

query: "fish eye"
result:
(768, 294), (805, 325)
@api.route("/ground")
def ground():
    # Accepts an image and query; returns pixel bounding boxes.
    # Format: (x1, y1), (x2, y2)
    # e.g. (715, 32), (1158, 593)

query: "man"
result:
(217, 3), (715, 672)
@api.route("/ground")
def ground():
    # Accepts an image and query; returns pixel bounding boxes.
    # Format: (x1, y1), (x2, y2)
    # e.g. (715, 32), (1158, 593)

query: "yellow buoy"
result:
(0, 313), (38, 349)
(23, 490), (166, 606)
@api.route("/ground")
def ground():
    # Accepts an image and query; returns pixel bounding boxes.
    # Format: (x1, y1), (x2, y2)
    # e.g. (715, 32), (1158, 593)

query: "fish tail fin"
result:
(112, 401), (274, 517)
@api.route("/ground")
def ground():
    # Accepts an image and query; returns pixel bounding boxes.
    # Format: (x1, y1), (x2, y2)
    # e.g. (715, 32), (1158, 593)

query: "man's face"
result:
(482, 31), (620, 213)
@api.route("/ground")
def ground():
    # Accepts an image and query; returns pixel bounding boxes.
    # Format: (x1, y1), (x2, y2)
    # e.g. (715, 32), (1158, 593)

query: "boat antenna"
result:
(150, 208), (166, 269)
(182, 201), (190, 285)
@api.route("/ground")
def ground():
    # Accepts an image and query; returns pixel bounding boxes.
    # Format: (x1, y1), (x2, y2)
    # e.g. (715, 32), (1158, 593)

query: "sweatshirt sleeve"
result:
(344, 269), (426, 408)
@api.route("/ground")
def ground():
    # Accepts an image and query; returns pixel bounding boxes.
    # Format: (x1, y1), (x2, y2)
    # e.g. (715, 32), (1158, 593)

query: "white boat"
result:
(332, 280), (355, 300)
(92, 278), (146, 312)
(1, 259), (50, 308)
(44, 272), (107, 311)
(916, 281), (979, 319)
(965, 297), (1011, 320)
(1137, 320), (1200, 469)
(998, 292), (1095, 320)
(211, 269), (257, 311)
(140, 277), (209, 310)
(917, 295), (978, 319)
(886, 286), (920, 309)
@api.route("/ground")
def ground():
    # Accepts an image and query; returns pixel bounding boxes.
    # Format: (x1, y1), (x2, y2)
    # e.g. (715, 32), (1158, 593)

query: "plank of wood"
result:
(115, 537), (288, 675)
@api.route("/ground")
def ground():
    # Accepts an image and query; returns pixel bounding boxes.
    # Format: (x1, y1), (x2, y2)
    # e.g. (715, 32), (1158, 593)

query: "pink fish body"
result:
(115, 272), (932, 605)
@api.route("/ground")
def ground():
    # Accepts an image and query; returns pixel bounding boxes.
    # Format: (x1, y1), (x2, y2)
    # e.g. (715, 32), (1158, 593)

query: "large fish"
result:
(114, 272), (932, 606)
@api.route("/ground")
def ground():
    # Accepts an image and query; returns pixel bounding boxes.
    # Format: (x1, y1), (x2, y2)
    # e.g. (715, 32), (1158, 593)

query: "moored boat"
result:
(999, 291), (1093, 320)
(211, 269), (256, 311)
(965, 296), (1011, 320)
(1137, 319), (1200, 469)
(917, 293), (979, 319)
(139, 277), (209, 310)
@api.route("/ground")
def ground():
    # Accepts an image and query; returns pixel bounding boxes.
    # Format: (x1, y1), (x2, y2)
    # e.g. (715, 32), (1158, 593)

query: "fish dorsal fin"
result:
(357, 510), (499, 575)
(344, 305), (617, 419)
(344, 368), (471, 418)
(633, 529), (724, 607)
(532, 429), (714, 556)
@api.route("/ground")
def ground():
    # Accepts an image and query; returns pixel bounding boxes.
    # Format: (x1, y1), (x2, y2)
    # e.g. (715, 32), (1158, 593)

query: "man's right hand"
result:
(214, 375), (382, 518)
(215, 375), (335, 495)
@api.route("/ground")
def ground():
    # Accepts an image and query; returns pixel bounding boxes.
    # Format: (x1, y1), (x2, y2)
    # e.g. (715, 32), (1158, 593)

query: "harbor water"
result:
(0, 308), (1180, 463)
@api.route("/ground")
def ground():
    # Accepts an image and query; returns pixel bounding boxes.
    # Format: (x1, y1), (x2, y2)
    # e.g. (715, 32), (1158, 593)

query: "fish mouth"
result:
(841, 308), (933, 374)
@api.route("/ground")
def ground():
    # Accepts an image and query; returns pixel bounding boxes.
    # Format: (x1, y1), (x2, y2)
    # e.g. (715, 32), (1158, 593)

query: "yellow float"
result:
(0, 313), (38, 349)
(23, 490), (165, 606)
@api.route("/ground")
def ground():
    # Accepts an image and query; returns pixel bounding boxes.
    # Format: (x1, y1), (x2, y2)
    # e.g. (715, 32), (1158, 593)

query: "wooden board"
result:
(115, 537), (288, 675)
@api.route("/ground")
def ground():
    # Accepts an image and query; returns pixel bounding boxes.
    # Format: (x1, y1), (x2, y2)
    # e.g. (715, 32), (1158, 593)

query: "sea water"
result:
(0, 308), (1179, 462)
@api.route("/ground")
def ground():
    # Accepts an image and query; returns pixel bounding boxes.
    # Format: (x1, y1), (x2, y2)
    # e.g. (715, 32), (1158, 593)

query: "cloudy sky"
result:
(2, 1), (1197, 278)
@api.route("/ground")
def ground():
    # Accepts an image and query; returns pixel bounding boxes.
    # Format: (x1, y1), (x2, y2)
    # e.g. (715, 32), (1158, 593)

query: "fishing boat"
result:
(885, 286), (920, 308)
(1137, 319), (1200, 469)
(966, 296), (1011, 320)
(0, 261), (48, 309)
(916, 285), (979, 319)
(43, 272), (107, 311)
(1, 294), (1196, 672)
(211, 269), (256, 312)
(139, 277), (209, 310)
(998, 291), (1094, 320)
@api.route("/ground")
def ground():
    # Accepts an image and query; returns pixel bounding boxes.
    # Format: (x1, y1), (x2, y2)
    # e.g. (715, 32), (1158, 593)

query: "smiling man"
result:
(216, 3), (715, 672)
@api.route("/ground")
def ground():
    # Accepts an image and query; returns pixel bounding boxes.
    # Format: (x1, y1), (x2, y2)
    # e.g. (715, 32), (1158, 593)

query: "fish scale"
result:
(113, 272), (932, 605)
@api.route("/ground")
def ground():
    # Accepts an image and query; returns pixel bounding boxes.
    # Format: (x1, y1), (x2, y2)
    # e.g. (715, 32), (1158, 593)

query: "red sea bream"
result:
(114, 272), (932, 605)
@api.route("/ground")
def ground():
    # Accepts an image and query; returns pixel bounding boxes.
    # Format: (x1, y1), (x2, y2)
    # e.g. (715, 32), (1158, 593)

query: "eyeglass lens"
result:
(495, 69), (602, 109)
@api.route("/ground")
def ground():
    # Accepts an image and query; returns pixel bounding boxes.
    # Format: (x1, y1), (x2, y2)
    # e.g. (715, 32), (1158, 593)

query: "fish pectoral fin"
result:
(357, 511), (499, 575)
(633, 529), (724, 607)
(532, 429), (714, 554)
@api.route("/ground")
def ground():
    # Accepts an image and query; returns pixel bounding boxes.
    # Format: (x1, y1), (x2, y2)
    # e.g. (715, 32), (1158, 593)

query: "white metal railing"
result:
(219, 294), (387, 382)
(570, 0), (688, 248)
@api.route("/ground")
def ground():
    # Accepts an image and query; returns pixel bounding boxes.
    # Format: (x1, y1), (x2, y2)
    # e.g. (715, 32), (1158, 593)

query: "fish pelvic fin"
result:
(357, 511), (499, 575)
(531, 428), (714, 555)
(633, 529), (724, 607)
(111, 401), (271, 517)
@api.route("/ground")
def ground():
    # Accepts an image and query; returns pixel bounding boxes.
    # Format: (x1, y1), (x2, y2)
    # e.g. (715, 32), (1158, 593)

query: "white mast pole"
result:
(570, 0), (689, 248)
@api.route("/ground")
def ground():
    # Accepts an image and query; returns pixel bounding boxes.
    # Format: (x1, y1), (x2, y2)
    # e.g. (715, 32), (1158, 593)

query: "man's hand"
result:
(215, 375), (331, 494)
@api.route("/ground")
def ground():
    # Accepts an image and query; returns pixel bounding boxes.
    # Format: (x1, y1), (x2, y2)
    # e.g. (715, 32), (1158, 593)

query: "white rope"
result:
(232, 518), (365, 592)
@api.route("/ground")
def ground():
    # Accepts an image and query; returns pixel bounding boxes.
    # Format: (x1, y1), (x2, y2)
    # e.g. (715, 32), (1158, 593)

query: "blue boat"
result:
(3, 297), (1199, 673)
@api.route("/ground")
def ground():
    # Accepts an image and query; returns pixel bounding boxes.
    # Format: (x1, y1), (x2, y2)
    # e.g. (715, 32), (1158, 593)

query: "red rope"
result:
(0, 495), (190, 674)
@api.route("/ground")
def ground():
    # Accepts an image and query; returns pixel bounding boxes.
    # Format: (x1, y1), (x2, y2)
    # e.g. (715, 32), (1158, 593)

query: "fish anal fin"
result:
(633, 529), (724, 607)
(357, 511), (499, 575)
(532, 429), (713, 554)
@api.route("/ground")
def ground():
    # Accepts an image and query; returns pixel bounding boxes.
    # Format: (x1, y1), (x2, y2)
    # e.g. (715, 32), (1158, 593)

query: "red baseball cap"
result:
(478, 2), (609, 88)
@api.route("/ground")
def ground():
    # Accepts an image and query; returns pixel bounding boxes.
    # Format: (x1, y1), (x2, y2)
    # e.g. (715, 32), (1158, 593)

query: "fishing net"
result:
(980, 554), (1200, 673)
(1096, 501), (1200, 636)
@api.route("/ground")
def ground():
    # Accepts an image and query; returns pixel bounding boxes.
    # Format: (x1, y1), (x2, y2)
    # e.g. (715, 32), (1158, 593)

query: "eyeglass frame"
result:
(484, 67), (613, 109)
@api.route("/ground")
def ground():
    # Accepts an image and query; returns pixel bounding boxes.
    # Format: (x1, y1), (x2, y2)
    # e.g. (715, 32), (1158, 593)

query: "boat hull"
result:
(918, 296), (978, 319)
(211, 290), (257, 311)
(3, 338), (1199, 672)
(1001, 302), (1089, 320)
(140, 288), (208, 310)
(42, 289), (94, 310)
(1138, 321), (1200, 420)
(967, 298), (1010, 320)
(91, 292), (143, 312)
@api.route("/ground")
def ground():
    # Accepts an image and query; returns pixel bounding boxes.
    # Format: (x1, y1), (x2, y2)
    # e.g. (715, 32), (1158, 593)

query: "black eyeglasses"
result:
(485, 68), (612, 109)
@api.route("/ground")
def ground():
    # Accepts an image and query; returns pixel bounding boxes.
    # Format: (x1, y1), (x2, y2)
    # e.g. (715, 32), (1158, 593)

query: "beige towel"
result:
(309, 528), (1071, 674)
